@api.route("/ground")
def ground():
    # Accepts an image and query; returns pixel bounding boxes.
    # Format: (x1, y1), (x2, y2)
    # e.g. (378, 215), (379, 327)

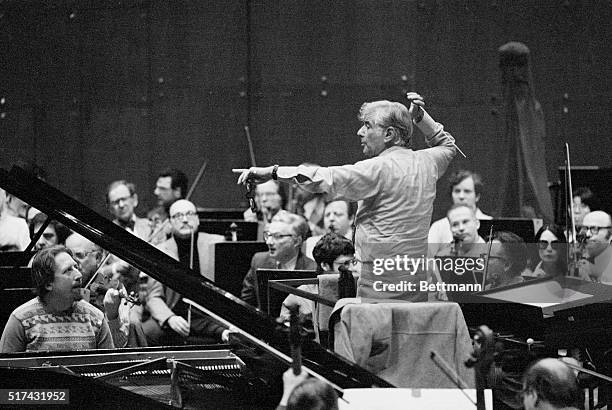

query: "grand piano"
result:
(0, 166), (392, 409)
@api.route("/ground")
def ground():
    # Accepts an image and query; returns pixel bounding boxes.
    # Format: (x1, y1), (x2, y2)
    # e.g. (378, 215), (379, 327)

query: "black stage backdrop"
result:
(1, 0), (611, 220)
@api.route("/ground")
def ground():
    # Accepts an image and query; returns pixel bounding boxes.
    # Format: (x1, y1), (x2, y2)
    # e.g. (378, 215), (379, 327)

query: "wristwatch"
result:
(272, 164), (279, 180)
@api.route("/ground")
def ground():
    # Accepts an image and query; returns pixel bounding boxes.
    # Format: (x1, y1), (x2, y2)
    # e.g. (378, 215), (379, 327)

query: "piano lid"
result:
(0, 165), (391, 389)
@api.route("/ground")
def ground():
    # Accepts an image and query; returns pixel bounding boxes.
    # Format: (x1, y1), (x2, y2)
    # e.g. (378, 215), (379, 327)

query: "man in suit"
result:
(139, 199), (228, 346)
(106, 180), (151, 240)
(240, 211), (316, 307)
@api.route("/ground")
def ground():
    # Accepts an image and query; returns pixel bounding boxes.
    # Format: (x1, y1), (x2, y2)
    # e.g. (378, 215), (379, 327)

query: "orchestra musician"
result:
(530, 224), (568, 278)
(0, 245), (114, 352)
(236, 92), (457, 300)
(106, 179), (151, 240)
(29, 213), (71, 251)
(435, 204), (486, 258)
(151, 168), (188, 244)
(135, 199), (229, 346)
(428, 170), (492, 257)
(521, 358), (582, 410)
(240, 211), (316, 307)
(575, 210), (612, 283)
(303, 200), (355, 261)
(485, 231), (527, 289)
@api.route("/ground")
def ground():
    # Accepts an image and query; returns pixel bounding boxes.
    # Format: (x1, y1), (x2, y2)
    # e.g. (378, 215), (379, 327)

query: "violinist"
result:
(485, 231), (527, 289)
(65, 232), (132, 348)
(435, 204), (486, 258)
(243, 179), (286, 225)
(575, 211), (612, 283)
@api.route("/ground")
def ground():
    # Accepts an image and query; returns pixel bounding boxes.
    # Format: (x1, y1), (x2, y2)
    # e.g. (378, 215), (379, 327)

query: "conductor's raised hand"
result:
(233, 166), (275, 185)
(406, 91), (425, 121)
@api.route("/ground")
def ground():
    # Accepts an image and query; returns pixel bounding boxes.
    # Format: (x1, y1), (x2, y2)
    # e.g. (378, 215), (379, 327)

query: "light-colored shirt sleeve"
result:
(276, 109), (456, 199)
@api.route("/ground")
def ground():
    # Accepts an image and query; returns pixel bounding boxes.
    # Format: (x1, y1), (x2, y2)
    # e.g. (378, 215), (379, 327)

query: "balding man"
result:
(435, 204), (486, 258)
(65, 233), (131, 348)
(577, 210), (612, 283)
(240, 212), (316, 307)
(139, 200), (228, 346)
(521, 358), (582, 410)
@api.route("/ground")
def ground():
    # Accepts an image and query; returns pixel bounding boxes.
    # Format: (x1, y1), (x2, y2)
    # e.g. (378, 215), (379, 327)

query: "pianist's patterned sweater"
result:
(0, 297), (114, 352)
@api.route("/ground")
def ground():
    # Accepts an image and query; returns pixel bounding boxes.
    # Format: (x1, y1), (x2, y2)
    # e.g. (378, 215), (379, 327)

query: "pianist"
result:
(0, 245), (114, 352)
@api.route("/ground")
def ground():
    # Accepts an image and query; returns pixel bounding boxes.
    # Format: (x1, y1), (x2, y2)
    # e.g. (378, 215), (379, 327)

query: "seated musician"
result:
(240, 211), (316, 307)
(279, 233), (356, 324)
(435, 204), (486, 258)
(571, 187), (601, 233)
(0, 189), (31, 251)
(575, 210), (612, 283)
(65, 232), (132, 348)
(29, 213), (71, 250)
(0, 245), (114, 352)
(521, 358), (582, 410)
(529, 224), (568, 278)
(303, 200), (355, 260)
(135, 199), (229, 346)
(485, 231), (527, 289)
(428, 170), (492, 256)
(150, 167), (188, 244)
(106, 179), (151, 240)
(243, 179), (287, 227)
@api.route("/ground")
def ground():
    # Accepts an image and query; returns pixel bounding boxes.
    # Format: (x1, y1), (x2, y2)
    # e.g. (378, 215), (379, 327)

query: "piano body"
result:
(0, 166), (391, 409)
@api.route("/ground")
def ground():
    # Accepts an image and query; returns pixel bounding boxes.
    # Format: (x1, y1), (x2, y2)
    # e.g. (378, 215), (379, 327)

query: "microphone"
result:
(451, 235), (463, 256)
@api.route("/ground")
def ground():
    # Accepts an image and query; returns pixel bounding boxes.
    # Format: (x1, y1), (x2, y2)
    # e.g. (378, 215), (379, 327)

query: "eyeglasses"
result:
(170, 211), (198, 220)
(74, 250), (98, 260)
(263, 232), (294, 241)
(579, 226), (611, 235)
(336, 258), (358, 267)
(537, 240), (561, 250)
(110, 195), (133, 207)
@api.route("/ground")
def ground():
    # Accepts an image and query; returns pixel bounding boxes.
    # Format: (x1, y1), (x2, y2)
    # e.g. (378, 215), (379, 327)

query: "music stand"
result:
(196, 208), (246, 220)
(214, 241), (268, 297)
(199, 220), (258, 241)
(254, 269), (318, 317)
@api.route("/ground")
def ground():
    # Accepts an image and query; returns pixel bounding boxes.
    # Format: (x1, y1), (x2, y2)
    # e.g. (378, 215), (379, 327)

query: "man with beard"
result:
(0, 245), (114, 352)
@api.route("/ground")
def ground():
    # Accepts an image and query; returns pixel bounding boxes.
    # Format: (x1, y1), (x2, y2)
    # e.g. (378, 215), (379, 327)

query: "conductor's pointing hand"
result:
(233, 166), (275, 185)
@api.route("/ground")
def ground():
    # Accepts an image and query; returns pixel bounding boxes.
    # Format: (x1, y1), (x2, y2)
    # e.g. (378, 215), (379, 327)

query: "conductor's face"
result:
(357, 109), (387, 158)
